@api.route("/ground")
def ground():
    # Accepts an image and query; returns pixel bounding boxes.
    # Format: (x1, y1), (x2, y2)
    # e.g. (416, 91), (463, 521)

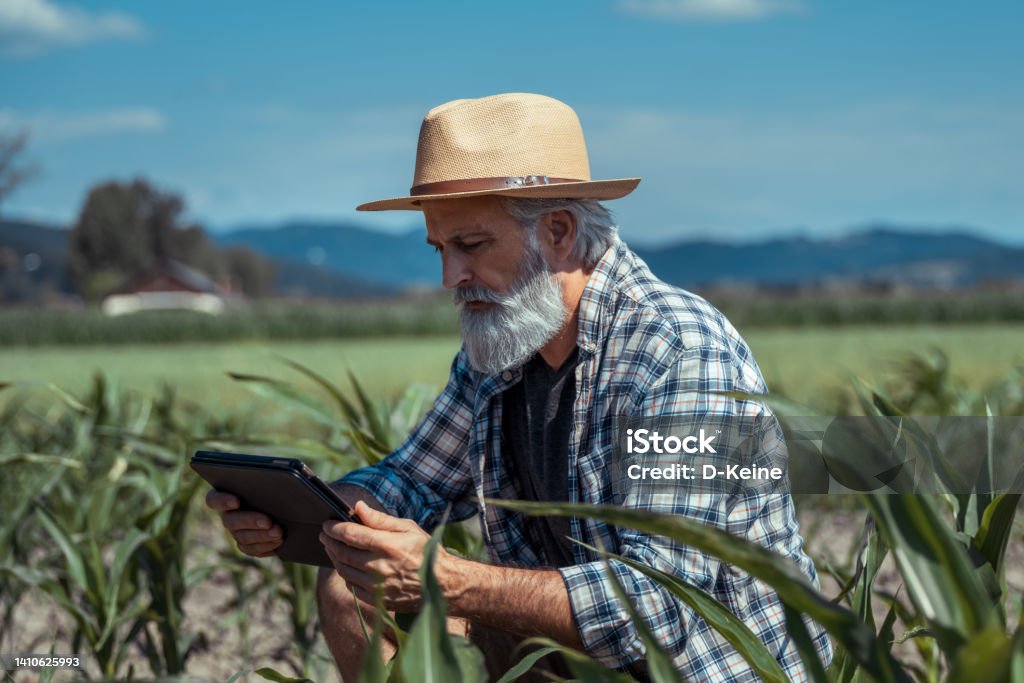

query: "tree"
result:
(0, 130), (40, 216)
(69, 177), (277, 302)
(223, 245), (277, 297)
(69, 178), (178, 301)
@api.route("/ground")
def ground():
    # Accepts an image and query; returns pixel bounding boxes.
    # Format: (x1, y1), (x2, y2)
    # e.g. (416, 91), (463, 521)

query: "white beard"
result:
(454, 237), (569, 375)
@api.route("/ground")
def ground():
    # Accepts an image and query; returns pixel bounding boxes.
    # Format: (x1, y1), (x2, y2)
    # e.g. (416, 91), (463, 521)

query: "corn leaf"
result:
(36, 507), (89, 595)
(575, 540), (788, 683)
(396, 523), (486, 683)
(862, 494), (999, 651)
(227, 371), (339, 427)
(513, 637), (636, 682)
(254, 667), (314, 683)
(487, 498), (908, 683)
(495, 646), (561, 683)
(597, 553), (683, 682)
(974, 491), (1022, 576)
(784, 605), (830, 683)
(946, 627), (1015, 683)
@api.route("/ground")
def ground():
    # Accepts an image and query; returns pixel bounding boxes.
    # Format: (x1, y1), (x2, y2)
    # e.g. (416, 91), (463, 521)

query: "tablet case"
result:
(190, 450), (356, 567)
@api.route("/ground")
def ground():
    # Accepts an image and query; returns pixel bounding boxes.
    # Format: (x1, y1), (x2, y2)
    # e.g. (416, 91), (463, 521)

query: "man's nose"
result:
(441, 251), (472, 289)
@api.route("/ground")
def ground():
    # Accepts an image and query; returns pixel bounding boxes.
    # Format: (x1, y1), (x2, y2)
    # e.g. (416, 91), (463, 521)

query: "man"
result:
(207, 93), (832, 681)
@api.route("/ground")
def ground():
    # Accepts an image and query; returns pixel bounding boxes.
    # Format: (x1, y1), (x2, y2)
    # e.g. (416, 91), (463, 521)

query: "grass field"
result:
(2, 323), (1022, 411)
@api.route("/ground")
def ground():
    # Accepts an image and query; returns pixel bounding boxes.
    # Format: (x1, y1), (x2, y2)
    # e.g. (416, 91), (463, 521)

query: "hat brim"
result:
(356, 178), (640, 211)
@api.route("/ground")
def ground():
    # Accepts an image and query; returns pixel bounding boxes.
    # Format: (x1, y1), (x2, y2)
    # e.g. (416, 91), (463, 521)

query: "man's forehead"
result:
(422, 197), (511, 239)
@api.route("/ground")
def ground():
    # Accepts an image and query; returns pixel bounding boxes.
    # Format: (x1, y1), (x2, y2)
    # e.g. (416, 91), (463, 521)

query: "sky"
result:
(2, 0), (1022, 245)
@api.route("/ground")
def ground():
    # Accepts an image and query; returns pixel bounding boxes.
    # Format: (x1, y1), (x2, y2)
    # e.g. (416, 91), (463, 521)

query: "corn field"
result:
(2, 352), (1023, 682)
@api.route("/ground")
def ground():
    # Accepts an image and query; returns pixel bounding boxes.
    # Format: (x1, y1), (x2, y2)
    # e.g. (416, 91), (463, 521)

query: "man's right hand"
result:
(205, 490), (284, 558)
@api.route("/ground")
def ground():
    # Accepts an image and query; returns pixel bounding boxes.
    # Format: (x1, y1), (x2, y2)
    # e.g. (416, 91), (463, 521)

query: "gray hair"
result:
(496, 197), (618, 268)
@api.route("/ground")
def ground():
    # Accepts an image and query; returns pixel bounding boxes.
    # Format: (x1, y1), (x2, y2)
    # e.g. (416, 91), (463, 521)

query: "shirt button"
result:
(501, 370), (513, 381)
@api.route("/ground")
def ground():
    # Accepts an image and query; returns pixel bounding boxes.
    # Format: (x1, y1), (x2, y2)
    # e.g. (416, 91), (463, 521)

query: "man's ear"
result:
(540, 209), (577, 262)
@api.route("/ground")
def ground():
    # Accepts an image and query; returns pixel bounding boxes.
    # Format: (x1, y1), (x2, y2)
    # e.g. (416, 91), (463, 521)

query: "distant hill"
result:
(216, 222), (440, 287)
(216, 221), (1024, 290)
(0, 219), (74, 302)
(0, 219), (395, 302)
(4, 217), (1023, 302)
(634, 227), (1024, 289)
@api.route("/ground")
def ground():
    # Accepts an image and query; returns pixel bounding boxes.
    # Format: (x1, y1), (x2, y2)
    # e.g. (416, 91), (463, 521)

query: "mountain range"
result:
(216, 221), (1024, 291)
(2, 217), (1022, 302)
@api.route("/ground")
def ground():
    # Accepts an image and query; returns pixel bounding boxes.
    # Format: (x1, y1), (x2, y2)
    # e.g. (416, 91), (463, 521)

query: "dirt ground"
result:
(5, 505), (1023, 683)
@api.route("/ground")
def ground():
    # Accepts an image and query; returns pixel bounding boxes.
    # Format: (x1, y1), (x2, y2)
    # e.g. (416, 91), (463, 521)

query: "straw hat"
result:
(357, 93), (640, 211)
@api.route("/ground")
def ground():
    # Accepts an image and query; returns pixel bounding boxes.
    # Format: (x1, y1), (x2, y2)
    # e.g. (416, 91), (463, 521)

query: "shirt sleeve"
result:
(559, 342), (782, 673)
(336, 348), (478, 530)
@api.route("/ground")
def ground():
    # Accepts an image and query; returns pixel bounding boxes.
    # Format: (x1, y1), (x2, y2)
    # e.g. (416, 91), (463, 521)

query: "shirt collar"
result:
(576, 236), (630, 356)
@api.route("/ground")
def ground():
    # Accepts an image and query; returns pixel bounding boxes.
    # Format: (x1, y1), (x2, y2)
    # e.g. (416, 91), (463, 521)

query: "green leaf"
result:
(495, 646), (561, 683)
(95, 528), (149, 651)
(227, 371), (340, 427)
(597, 551), (682, 683)
(975, 492), (1022, 576)
(254, 666), (314, 683)
(863, 494), (1000, 652)
(577, 543), (788, 683)
(514, 637), (636, 682)
(833, 519), (888, 683)
(946, 627), (1015, 683)
(43, 382), (89, 413)
(278, 356), (364, 425)
(357, 595), (392, 683)
(396, 521), (486, 683)
(0, 452), (84, 468)
(487, 498), (908, 683)
(784, 605), (830, 683)
(347, 370), (389, 445)
(36, 508), (89, 595)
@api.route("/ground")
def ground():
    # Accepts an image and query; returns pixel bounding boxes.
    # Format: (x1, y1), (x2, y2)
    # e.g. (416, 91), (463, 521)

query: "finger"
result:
(222, 510), (274, 532)
(206, 490), (240, 511)
(234, 526), (284, 545)
(237, 540), (281, 557)
(333, 562), (377, 592)
(354, 501), (412, 532)
(322, 521), (393, 552)
(320, 533), (376, 567)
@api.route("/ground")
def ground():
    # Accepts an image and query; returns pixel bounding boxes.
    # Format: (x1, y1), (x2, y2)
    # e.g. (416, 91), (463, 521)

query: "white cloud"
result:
(0, 0), (145, 58)
(618, 0), (806, 22)
(0, 107), (166, 143)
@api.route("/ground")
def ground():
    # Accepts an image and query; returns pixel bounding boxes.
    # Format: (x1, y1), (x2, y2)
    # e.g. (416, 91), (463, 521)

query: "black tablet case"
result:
(191, 451), (354, 567)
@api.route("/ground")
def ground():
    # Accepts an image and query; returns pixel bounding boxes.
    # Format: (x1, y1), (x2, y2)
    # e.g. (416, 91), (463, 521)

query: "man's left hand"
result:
(320, 501), (454, 612)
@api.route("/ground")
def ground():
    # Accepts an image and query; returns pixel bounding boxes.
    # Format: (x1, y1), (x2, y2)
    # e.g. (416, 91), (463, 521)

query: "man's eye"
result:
(462, 242), (483, 251)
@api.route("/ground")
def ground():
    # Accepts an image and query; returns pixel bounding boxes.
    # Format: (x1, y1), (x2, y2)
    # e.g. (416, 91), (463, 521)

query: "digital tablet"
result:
(190, 450), (359, 567)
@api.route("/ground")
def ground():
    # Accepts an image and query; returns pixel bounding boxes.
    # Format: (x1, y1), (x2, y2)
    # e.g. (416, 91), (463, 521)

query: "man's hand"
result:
(205, 490), (284, 558)
(320, 501), (453, 612)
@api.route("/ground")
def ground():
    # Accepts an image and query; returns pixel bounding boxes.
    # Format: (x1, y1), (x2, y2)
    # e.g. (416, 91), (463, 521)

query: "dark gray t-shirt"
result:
(501, 348), (580, 568)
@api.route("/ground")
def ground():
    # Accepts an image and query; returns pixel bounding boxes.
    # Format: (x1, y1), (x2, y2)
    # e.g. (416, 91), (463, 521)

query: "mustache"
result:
(453, 286), (508, 306)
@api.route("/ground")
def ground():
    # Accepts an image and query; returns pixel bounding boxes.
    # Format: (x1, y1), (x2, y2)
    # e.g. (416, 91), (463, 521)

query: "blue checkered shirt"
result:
(340, 238), (833, 680)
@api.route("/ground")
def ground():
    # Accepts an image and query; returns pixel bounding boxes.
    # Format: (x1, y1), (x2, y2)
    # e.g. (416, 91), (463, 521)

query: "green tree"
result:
(69, 178), (181, 302)
(223, 245), (277, 298)
(69, 177), (277, 303)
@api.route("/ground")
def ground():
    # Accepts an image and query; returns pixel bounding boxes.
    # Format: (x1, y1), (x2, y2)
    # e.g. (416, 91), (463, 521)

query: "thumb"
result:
(355, 501), (409, 532)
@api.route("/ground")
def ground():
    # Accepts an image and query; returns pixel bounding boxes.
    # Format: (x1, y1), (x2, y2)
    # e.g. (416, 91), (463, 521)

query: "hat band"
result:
(410, 175), (583, 196)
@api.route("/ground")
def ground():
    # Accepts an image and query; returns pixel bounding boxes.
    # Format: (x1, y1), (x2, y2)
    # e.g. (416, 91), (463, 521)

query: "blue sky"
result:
(2, 0), (1022, 245)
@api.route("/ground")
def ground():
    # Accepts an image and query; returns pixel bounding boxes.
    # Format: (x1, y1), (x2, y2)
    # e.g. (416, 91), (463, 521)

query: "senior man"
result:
(208, 93), (832, 681)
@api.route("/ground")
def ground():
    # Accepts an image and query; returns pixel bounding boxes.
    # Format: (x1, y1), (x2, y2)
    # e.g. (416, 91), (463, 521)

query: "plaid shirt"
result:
(340, 238), (833, 681)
